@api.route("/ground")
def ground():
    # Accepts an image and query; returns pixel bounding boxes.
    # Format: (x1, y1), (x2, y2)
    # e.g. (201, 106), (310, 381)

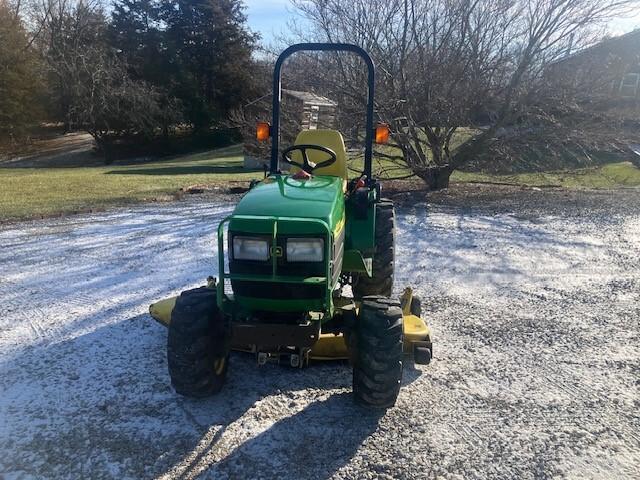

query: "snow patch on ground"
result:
(0, 198), (639, 479)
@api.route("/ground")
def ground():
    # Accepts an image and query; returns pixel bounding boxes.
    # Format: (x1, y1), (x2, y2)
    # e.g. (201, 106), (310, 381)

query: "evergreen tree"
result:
(109, 0), (165, 83)
(161, 0), (258, 130)
(0, 0), (42, 137)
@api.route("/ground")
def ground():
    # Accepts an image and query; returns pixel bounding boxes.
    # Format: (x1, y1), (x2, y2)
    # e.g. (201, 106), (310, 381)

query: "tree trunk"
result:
(416, 164), (454, 191)
(94, 135), (114, 165)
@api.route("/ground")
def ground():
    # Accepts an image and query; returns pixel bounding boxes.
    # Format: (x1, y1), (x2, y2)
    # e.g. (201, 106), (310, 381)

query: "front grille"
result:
(231, 280), (325, 300)
(229, 259), (325, 277)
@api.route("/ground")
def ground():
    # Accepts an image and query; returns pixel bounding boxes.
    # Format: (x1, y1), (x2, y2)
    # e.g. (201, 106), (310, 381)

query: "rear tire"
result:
(167, 287), (230, 397)
(352, 296), (404, 408)
(352, 200), (395, 298)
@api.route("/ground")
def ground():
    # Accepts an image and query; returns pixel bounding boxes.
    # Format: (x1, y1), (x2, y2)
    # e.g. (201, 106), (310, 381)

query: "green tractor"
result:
(150, 43), (432, 408)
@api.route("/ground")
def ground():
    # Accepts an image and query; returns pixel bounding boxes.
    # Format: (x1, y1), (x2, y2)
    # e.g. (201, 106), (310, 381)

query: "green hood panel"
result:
(231, 175), (344, 232)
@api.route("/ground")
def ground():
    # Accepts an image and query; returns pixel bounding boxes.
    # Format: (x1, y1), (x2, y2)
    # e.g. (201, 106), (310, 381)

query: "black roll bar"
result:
(270, 43), (375, 180)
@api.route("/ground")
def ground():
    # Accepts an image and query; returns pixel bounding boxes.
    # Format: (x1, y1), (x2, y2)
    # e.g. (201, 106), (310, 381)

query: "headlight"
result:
(286, 238), (324, 262)
(233, 236), (269, 261)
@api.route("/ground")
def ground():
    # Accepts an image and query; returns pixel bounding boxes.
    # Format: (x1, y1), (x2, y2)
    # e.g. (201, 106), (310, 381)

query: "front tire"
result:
(352, 296), (404, 408)
(167, 287), (230, 397)
(409, 295), (422, 317)
(352, 200), (395, 298)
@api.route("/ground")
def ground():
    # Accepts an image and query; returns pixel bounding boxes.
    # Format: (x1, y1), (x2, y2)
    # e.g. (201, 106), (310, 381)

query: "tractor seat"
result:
(291, 130), (348, 182)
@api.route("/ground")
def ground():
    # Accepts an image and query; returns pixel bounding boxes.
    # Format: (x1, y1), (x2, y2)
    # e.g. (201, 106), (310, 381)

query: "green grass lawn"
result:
(453, 162), (640, 188)
(361, 148), (640, 188)
(1, 143), (639, 222)
(0, 145), (259, 221)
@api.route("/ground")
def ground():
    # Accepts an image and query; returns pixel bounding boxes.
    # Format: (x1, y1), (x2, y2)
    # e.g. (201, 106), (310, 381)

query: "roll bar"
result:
(270, 43), (375, 180)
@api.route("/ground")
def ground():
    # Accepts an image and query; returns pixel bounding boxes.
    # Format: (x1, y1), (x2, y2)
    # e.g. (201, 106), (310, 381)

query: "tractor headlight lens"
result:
(232, 236), (269, 261)
(286, 238), (324, 262)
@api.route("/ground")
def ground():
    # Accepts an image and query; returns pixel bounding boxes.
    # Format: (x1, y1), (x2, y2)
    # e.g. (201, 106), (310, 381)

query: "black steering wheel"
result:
(282, 144), (337, 174)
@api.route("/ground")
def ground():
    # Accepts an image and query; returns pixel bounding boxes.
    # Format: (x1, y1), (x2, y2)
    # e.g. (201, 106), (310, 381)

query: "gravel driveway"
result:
(1, 189), (638, 479)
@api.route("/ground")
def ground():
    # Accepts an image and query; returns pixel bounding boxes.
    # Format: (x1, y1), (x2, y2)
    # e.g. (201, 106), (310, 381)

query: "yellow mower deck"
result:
(149, 288), (431, 361)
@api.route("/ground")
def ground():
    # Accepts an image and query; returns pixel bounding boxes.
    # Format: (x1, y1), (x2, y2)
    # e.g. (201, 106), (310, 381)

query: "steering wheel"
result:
(282, 144), (337, 174)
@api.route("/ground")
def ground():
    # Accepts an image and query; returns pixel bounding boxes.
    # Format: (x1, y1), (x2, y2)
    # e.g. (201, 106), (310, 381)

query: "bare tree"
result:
(451, 0), (638, 170)
(70, 50), (182, 163)
(23, 0), (182, 161)
(294, 0), (638, 188)
(30, 0), (107, 130)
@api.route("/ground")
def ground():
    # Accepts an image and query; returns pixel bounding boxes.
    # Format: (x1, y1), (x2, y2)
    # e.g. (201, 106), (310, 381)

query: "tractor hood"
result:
(231, 175), (344, 232)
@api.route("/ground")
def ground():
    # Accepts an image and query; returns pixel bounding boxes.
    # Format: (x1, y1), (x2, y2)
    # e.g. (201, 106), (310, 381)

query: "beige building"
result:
(243, 90), (337, 169)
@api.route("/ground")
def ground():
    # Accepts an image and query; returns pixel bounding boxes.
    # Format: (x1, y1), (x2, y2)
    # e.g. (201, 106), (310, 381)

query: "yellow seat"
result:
(291, 130), (348, 180)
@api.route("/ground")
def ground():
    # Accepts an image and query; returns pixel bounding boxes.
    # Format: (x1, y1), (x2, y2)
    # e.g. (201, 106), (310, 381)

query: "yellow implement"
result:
(149, 287), (432, 362)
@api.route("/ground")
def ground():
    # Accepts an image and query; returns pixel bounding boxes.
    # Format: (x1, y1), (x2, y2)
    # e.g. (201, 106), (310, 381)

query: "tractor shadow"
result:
(208, 392), (384, 479)
(162, 351), (423, 479)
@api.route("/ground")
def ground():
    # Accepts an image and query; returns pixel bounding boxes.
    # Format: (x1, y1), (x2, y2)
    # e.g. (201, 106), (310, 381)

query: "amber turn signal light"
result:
(375, 123), (390, 144)
(256, 122), (271, 142)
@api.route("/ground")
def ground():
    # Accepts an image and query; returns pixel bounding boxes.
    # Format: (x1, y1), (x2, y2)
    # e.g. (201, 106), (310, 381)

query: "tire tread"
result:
(352, 296), (404, 408)
(167, 287), (229, 398)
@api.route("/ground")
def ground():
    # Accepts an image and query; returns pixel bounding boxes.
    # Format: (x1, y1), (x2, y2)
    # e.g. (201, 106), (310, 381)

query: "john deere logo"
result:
(270, 246), (283, 257)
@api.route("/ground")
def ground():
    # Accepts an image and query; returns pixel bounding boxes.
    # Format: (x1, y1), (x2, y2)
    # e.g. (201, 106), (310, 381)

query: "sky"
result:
(244, 0), (304, 46)
(611, 8), (640, 35)
(244, 0), (640, 46)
